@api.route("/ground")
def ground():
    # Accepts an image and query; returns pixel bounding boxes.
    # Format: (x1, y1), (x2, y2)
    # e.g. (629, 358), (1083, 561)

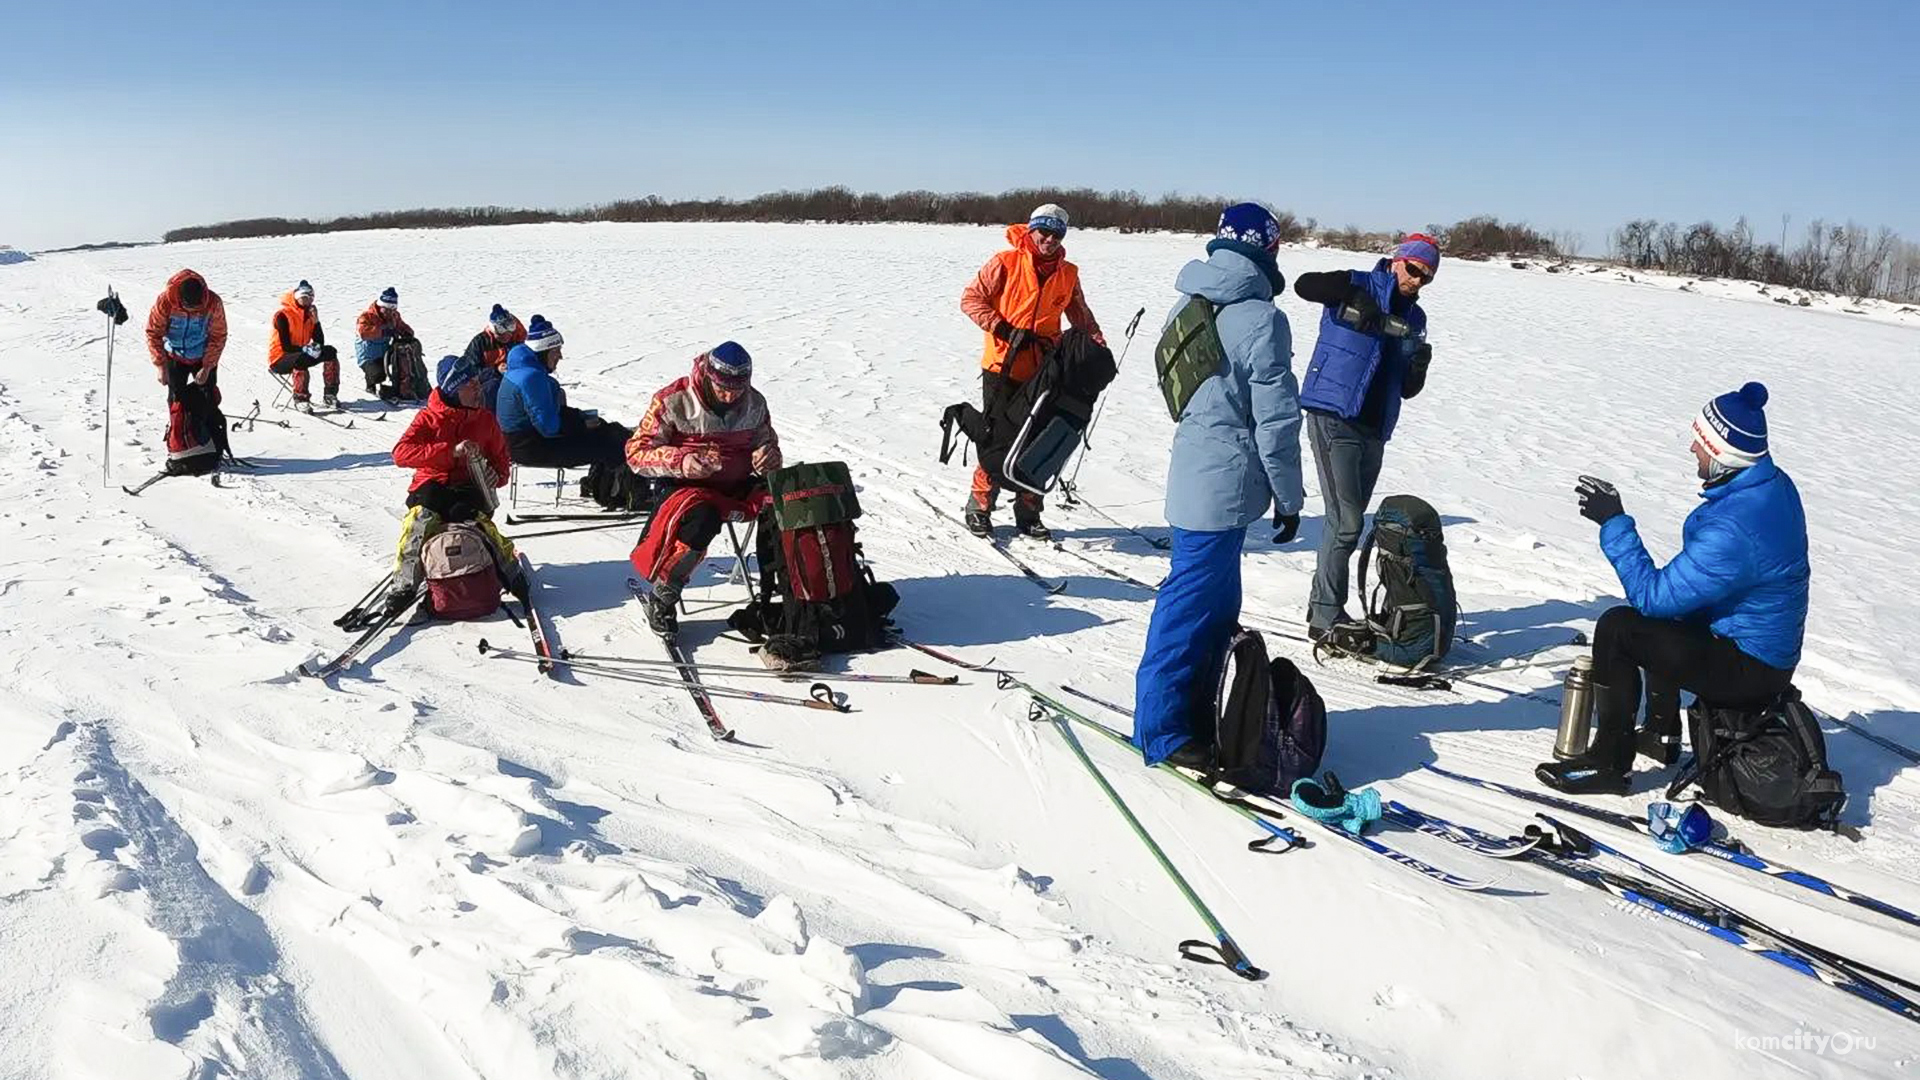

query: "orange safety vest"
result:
(266, 294), (317, 365)
(978, 227), (1079, 383)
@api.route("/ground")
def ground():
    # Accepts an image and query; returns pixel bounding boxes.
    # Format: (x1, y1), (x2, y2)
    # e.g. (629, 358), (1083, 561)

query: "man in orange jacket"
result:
(958, 203), (1103, 539)
(266, 279), (341, 409)
(145, 268), (230, 474)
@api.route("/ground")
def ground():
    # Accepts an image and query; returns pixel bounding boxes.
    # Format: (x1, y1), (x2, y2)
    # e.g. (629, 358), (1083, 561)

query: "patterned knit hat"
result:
(436, 354), (479, 398)
(1028, 203), (1069, 236)
(1216, 203), (1283, 252)
(703, 340), (753, 388)
(377, 286), (399, 309)
(1393, 234), (1441, 272)
(1691, 381), (1770, 471)
(525, 315), (562, 353)
(489, 303), (515, 334)
(292, 280), (314, 302)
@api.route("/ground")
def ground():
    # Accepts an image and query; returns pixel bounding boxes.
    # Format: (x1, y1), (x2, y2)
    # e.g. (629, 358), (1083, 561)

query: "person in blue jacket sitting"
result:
(1538, 382), (1810, 794)
(1132, 203), (1306, 767)
(495, 315), (634, 469)
(1293, 234), (1438, 644)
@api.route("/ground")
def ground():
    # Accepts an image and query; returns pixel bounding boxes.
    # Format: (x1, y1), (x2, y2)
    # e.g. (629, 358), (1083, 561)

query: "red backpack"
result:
(422, 523), (503, 620)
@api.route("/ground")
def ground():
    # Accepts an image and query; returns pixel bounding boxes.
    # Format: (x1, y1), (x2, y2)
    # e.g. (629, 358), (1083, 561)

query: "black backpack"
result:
(387, 336), (431, 401)
(1207, 629), (1328, 798)
(578, 462), (657, 513)
(1357, 495), (1457, 669)
(727, 462), (900, 669)
(938, 329), (1117, 494)
(1668, 689), (1846, 830)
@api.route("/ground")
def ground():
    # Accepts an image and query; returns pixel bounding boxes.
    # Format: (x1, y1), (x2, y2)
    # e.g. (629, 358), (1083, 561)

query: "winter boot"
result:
(1536, 714), (1631, 794)
(1165, 739), (1214, 772)
(1636, 726), (1681, 767)
(963, 507), (993, 538)
(1014, 513), (1052, 541)
(322, 386), (340, 410)
(292, 393), (312, 411)
(644, 589), (679, 637)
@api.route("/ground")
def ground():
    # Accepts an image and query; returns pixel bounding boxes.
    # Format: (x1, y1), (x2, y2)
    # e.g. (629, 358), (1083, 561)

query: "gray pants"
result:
(1307, 411), (1385, 630)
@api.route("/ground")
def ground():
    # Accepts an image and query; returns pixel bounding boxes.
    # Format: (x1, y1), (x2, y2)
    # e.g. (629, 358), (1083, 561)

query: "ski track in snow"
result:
(0, 222), (1916, 1078)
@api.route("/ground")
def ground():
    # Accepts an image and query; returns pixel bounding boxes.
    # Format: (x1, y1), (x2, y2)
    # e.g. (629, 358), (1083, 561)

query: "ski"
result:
(1825, 710), (1920, 766)
(1380, 800), (1548, 859)
(912, 492), (1065, 594)
(626, 579), (735, 741)
(1048, 541), (1161, 591)
(292, 403), (355, 429)
(517, 554), (555, 675)
(1014, 678), (1503, 884)
(336, 571), (398, 629)
(557, 648), (958, 684)
(505, 511), (648, 525)
(1056, 484), (1172, 550)
(301, 595), (418, 679)
(886, 633), (1005, 673)
(120, 471), (171, 496)
(1423, 763), (1920, 932)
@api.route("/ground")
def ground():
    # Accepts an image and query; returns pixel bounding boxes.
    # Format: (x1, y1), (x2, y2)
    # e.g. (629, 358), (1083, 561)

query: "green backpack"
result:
(768, 461), (861, 530)
(1154, 296), (1226, 420)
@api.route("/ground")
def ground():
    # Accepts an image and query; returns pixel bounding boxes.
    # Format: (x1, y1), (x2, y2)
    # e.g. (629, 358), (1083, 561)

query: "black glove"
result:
(96, 293), (129, 325)
(992, 319), (1030, 355)
(1339, 289), (1384, 333)
(1576, 475), (1624, 526)
(1409, 342), (1432, 377)
(1271, 511), (1300, 544)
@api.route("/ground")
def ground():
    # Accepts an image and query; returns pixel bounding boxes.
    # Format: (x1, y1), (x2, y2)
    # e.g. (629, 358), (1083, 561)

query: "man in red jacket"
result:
(145, 268), (231, 474)
(370, 355), (524, 621)
(625, 342), (781, 634)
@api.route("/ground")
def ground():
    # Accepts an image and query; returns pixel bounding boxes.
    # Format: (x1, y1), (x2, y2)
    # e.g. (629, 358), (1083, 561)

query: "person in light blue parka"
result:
(1133, 203), (1306, 765)
(1536, 382), (1809, 795)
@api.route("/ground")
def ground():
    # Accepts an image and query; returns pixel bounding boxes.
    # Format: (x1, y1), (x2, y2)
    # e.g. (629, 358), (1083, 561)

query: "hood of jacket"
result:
(1176, 245), (1279, 306)
(166, 268), (212, 311)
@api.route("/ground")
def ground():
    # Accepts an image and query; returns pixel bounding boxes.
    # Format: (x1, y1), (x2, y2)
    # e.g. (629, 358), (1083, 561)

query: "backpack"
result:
(387, 337), (430, 401)
(422, 522), (505, 620)
(165, 382), (230, 476)
(1357, 495), (1457, 669)
(938, 329), (1117, 495)
(1208, 629), (1327, 797)
(579, 461), (657, 513)
(727, 461), (900, 668)
(1668, 689), (1846, 830)
(1153, 296), (1226, 420)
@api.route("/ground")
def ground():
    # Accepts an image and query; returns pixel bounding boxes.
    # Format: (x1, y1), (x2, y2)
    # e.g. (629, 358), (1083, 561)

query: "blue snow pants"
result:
(1132, 526), (1244, 764)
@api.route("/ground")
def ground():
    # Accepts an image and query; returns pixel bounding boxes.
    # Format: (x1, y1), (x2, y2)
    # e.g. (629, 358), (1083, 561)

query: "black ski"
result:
(336, 572), (398, 629)
(291, 403), (356, 429)
(302, 595), (418, 678)
(505, 511), (648, 525)
(626, 579), (734, 741)
(912, 492), (1065, 594)
(1048, 541), (1161, 591)
(517, 553), (555, 676)
(121, 471), (171, 496)
(1057, 485), (1171, 550)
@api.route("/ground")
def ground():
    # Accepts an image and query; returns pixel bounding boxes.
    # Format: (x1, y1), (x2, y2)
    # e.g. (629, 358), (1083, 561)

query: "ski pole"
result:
(477, 640), (848, 711)
(504, 518), (648, 541)
(1061, 305), (1145, 497)
(558, 648), (958, 685)
(96, 288), (128, 487)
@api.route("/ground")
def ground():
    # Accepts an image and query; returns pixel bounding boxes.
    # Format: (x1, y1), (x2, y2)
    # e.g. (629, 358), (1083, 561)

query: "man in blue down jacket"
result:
(1294, 234), (1438, 642)
(495, 315), (633, 469)
(1133, 204), (1306, 765)
(1538, 381), (1810, 794)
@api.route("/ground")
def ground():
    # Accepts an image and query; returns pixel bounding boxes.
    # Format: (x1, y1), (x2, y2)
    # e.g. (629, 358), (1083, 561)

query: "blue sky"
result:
(2, 0), (1914, 251)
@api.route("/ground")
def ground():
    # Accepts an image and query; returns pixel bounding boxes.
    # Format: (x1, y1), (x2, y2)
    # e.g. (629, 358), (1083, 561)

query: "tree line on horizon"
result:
(156, 187), (1919, 304)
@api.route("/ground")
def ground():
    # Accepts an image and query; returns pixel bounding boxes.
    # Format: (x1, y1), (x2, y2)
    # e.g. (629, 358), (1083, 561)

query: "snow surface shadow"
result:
(74, 722), (351, 1076)
(245, 451), (393, 476)
(847, 942), (945, 969)
(1823, 709), (1918, 827)
(886, 573), (1106, 647)
(527, 556), (654, 621)
(1010, 1013), (1154, 1080)
(1454, 597), (1599, 660)
(1327, 694), (1551, 790)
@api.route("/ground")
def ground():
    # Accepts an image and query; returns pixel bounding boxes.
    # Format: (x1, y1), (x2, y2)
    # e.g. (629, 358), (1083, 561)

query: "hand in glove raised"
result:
(1575, 475), (1624, 526)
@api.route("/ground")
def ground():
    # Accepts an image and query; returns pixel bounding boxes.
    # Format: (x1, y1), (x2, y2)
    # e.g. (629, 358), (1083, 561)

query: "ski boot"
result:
(644, 580), (680, 637)
(1014, 514), (1052, 542)
(292, 392), (312, 412)
(322, 389), (340, 411)
(1536, 724), (1631, 794)
(1164, 739), (1214, 772)
(963, 507), (992, 538)
(1636, 726), (1681, 766)
(1310, 619), (1374, 658)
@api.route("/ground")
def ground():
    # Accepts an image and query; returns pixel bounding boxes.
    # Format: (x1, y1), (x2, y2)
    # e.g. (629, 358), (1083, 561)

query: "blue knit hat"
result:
(1216, 203), (1282, 252)
(1393, 234), (1441, 272)
(704, 340), (752, 387)
(436, 354), (479, 398)
(377, 286), (399, 309)
(1692, 381), (1770, 470)
(489, 303), (515, 334)
(525, 314), (562, 353)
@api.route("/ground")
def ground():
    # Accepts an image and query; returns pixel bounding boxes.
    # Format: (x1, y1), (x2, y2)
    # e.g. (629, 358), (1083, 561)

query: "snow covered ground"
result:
(1, 221), (1916, 1079)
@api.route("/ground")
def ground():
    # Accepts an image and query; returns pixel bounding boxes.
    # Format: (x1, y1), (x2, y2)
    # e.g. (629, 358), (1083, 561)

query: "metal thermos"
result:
(1554, 656), (1597, 759)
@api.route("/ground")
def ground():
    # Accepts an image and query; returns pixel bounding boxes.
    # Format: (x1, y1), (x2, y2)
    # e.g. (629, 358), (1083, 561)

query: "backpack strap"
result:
(1356, 525), (1378, 624)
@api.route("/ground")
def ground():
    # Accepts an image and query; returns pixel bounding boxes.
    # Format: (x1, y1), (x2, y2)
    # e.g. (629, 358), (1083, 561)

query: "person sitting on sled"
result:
(625, 342), (781, 634)
(365, 355), (526, 623)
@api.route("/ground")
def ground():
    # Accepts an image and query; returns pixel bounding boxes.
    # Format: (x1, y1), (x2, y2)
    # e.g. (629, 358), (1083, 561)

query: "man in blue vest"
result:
(1294, 234), (1438, 642)
(1537, 382), (1809, 794)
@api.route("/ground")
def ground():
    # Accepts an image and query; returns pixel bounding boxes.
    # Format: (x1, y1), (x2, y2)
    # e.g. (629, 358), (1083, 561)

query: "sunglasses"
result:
(1402, 261), (1433, 283)
(1033, 227), (1064, 240)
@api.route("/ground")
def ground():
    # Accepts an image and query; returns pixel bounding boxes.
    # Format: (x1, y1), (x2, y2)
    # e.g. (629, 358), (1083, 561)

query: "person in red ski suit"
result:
(626, 341), (781, 632)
